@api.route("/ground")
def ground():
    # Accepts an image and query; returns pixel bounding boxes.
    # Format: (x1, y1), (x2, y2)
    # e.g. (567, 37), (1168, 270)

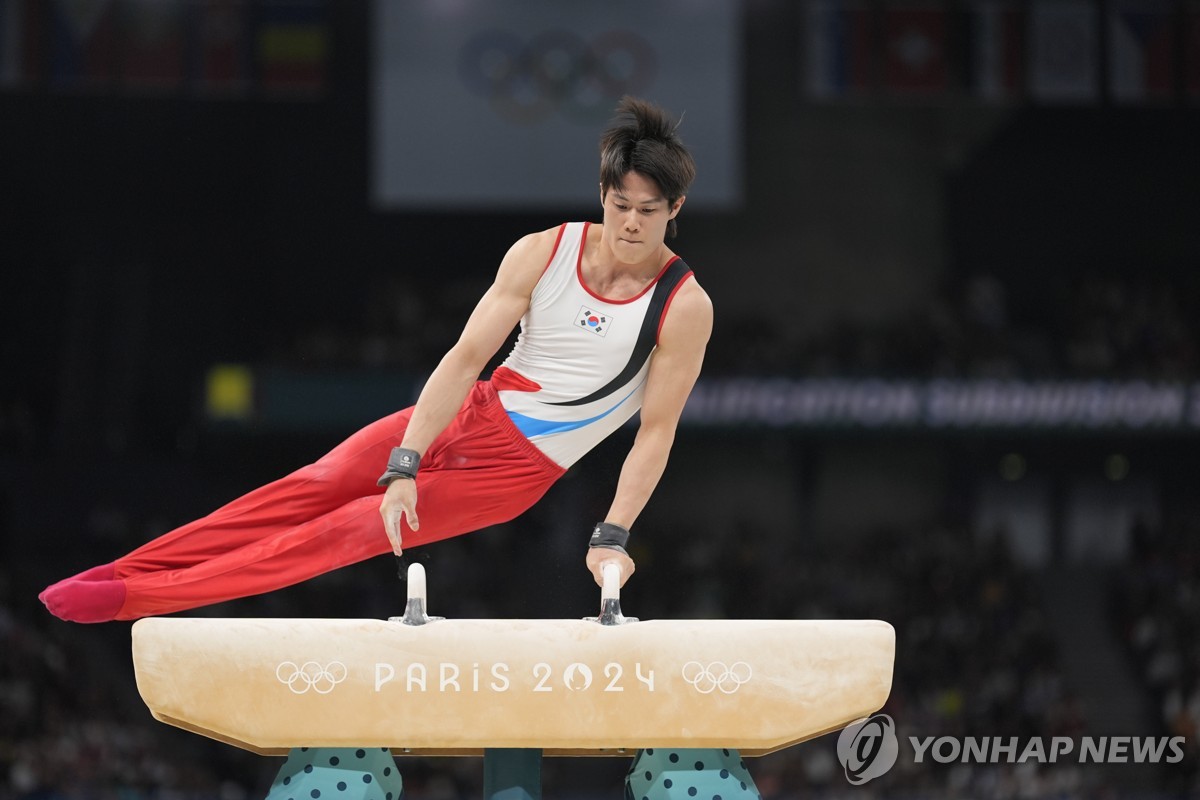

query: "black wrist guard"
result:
(377, 447), (421, 487)
(589, 521), (630, 555)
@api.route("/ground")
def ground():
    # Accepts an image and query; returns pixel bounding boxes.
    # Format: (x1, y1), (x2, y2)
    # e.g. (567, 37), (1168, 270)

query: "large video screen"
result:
(371, 0), (742, 211)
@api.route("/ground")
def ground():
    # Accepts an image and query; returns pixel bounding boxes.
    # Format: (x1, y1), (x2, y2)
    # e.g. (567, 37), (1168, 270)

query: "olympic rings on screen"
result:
(681, 661), (753, 694)
(457, 29), (658, 123)
(276, 661), (348, 695)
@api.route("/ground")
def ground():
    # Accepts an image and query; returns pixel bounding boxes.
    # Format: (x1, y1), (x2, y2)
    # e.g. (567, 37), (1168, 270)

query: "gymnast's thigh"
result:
(398, 463), (560, 548)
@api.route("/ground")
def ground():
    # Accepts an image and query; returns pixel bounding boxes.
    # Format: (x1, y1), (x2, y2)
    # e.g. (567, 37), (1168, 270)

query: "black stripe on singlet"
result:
(549, 258), (692, 408)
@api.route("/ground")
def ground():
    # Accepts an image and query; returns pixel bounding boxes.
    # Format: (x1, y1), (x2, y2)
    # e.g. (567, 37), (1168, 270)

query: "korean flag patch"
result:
(577, 306), (612, 337)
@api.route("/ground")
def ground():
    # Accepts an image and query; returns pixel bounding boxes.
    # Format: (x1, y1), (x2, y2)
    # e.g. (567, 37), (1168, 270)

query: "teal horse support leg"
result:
(625, 748), (760, 800)
(266, 748), (403, 800)
(483, 748), (542, 800)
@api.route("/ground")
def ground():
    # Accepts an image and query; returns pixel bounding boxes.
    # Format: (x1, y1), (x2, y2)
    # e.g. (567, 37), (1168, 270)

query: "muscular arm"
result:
(380, 229), (556, 551)
(396, 233), (549, 455)
(586, 279), (713, 584)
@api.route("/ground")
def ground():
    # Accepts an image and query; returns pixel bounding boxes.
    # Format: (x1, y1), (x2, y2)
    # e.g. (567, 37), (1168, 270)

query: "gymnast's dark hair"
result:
(599, 96), (696, 238)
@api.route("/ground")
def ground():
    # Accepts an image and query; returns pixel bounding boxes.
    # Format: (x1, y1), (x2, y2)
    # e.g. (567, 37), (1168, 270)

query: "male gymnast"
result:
(40, 96), (711, 623)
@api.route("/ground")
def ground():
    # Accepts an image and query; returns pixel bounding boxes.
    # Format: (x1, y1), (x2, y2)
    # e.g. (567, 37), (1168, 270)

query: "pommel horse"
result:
(131, 564), (894, 799)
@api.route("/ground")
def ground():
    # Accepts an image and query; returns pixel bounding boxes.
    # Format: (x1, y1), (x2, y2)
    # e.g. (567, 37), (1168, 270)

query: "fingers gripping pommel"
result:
(584, 561), (638, 626)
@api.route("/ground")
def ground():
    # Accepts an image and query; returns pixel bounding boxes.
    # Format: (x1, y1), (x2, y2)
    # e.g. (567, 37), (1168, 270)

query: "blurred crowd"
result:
(1111, 515), (1200, 793)
(0, 612), (253, 800)
(707, 273), (1197, 382)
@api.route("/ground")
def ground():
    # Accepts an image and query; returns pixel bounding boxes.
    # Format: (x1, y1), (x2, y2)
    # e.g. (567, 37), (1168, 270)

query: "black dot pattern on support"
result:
(272, 748), (403, 800)
(625, 748), (758, 799)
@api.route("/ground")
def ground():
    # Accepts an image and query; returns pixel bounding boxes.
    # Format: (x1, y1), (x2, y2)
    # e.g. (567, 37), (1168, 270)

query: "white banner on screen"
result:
(371, 0), (742, 210)
(682, 379), (1200, 430)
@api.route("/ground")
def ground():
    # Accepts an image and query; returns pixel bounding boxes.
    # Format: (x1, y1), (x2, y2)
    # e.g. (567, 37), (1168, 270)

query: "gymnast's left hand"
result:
(380, 477), (418, 555)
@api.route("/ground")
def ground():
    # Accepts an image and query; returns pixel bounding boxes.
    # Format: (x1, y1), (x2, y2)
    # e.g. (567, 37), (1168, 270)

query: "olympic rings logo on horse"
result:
(681, 661), (753, 694)
(457, 29), (658, 124)
(276, 661), (348, 695)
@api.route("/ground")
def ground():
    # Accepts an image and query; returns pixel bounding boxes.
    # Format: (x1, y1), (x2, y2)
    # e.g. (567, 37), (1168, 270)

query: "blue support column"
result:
(483, 748), (542, 800)
(266, 748), (403, 800)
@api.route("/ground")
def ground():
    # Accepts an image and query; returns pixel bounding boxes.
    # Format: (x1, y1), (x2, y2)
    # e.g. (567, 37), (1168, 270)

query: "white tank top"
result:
(493, 222), (694, 468)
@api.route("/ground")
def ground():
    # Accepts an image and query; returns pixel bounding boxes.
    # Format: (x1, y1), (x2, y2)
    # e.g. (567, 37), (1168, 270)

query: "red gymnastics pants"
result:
(43, 380), (564, 622)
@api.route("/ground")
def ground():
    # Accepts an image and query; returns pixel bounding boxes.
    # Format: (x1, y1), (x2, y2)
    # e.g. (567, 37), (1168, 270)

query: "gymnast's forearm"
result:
(399, 345), (485, 455)
(603, 424), (676, 529)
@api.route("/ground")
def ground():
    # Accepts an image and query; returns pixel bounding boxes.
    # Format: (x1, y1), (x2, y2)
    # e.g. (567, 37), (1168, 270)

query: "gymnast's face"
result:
(600, 170), (684, 265)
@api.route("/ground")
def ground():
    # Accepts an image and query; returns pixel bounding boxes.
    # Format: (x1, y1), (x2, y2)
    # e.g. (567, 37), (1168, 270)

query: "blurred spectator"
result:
(1111, 514), (1200, 792)
(698, 272), (1197, 382)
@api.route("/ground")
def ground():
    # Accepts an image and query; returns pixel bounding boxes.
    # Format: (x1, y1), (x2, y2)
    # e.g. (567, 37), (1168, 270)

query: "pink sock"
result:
(38, 562), (117, 602)
(71, 562), (117, 582)
(39, 579), (127, 624)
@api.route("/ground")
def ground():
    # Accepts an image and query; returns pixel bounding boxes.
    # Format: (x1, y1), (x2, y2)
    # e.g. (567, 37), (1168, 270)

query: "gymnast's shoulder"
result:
(493, 227), (564, 287)
(661, 272), (713, 341)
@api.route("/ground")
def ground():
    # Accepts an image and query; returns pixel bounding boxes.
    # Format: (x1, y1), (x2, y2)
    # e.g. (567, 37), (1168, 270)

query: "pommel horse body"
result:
(131, 565), (894, 799)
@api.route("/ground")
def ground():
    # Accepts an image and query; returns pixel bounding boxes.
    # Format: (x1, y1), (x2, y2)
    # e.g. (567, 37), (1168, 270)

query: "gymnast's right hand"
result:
(380, 478), (419, 555)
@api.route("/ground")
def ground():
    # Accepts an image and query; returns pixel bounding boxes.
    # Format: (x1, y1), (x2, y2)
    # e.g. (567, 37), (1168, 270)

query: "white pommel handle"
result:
(391, 562), (443, 625)
(601, 562), (621, 600)
(586, 562), (636, 625)
(407, 562), (427, 602)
